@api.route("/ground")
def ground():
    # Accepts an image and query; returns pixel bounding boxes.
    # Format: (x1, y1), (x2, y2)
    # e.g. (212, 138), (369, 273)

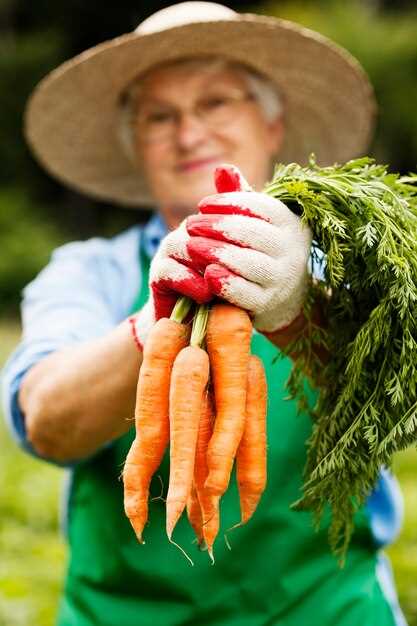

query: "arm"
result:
(261, 299), (329, 380)
(263, 310), (310, 352)
(3, 230), (143, 464)
(19, 319), (142, 463)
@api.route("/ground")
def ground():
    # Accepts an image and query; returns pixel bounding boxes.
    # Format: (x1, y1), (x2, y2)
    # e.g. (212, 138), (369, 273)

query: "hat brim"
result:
(24, 14), (376, 208)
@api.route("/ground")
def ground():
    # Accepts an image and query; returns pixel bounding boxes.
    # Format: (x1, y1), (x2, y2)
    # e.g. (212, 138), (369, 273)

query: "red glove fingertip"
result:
(215, 165), (243, 193)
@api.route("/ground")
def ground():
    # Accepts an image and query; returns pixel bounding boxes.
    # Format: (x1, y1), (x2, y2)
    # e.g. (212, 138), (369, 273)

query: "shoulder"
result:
(25, 225), (144, 323)
(51, 224), (142, 265)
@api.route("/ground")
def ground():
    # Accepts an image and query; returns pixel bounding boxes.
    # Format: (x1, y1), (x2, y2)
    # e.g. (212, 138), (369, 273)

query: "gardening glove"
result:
(185, 164), (312, 333)
(132, 221), (212, 349)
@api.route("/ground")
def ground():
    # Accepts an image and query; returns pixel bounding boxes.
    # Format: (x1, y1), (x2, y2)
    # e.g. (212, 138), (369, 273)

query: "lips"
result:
(177, 157), (222, 173)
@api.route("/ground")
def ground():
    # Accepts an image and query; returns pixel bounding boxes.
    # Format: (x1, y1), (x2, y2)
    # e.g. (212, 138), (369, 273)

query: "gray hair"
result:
(118, 57), (283, 164)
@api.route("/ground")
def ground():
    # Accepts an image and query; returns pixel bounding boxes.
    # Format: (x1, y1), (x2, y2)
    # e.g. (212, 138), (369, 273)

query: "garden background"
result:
(1, 1), (416, 624)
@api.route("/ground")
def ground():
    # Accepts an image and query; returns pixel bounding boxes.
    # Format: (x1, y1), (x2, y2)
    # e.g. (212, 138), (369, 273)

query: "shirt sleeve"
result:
(1, 228), (141, 462)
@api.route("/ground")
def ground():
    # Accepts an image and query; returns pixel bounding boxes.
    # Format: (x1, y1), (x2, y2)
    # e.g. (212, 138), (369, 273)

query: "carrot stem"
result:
(190, 304), (209, 347)
(170, 296), (193, 323)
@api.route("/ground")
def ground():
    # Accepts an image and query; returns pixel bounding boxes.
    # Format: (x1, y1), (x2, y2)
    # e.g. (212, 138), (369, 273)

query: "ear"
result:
(266, 115), (284, 156)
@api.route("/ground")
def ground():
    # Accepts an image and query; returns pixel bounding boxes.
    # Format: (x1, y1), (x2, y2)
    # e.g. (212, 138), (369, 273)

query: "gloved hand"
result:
(132, 220), (212, 350)
(185, 164), (312, 333)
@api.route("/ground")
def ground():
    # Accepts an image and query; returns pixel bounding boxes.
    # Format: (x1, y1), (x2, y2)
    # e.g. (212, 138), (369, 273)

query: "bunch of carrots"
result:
(123, 298), (267, 563)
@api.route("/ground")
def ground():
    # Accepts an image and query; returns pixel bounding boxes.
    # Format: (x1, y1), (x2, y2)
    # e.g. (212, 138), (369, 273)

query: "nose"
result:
(175, 111), (209, 151)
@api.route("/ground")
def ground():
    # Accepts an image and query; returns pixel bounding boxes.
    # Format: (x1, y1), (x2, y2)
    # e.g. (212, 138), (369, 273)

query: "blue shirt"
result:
(1, 213), (404, 548)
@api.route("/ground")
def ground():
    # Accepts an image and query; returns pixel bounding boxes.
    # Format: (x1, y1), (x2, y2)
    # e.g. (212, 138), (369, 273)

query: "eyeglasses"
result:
(135, 89), (255, 144)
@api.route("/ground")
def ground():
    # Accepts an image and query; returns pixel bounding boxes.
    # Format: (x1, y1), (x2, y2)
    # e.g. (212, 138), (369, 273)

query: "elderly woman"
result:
(2, 3), (406, 626)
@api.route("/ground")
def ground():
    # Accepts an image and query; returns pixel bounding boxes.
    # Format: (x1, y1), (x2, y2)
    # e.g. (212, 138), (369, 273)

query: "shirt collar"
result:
(142, 213), (168, 259)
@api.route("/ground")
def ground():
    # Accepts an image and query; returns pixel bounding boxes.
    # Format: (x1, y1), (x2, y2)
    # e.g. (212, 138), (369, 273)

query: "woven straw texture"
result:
(24, 13), (376, 208)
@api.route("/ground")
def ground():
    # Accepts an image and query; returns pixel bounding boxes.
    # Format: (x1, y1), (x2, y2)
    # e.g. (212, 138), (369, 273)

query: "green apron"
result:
(57, 234), (396, 626)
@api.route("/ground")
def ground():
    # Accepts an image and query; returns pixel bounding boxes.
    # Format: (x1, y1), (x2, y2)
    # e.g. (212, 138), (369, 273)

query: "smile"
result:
(177, 157), (221, 173)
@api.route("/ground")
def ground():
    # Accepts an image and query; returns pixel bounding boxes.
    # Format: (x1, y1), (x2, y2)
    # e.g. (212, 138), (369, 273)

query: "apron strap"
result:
(130, 230), (151, 314)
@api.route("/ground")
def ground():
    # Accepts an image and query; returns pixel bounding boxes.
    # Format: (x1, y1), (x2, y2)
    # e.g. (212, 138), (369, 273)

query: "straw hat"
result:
(24, 1), (376, 208)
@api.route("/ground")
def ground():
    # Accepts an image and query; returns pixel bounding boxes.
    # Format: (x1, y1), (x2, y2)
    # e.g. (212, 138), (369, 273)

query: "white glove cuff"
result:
(130, 301), (155, 351)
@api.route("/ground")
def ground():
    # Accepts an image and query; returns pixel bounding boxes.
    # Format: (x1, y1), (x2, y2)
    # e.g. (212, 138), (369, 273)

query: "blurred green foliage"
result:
(386, 451), (417, 624)
(0, 189), (63, 314)
(0, 321), (65, 626)
(260, 0), (417, 171)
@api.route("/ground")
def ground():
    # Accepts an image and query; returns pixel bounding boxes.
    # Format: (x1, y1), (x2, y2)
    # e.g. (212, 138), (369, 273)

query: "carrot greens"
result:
(264, 156), (417, 562)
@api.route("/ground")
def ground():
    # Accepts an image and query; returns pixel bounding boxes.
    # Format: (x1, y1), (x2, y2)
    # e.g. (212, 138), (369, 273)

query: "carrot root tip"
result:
(207, 547), (215, 565)
(198, 539), (208, 552)
(191, 537), (206, 550)
(168, 537), (195, 566)
(226, 521), (243, 534)
(224, 533), (232, 551)
(224, 521), (244, 551)
(150, 495), (166, 503)
(151, 474), (165, 501)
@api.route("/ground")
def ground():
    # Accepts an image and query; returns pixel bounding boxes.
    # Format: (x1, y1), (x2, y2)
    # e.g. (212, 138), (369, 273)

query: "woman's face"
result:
(134, 63), (283, 227)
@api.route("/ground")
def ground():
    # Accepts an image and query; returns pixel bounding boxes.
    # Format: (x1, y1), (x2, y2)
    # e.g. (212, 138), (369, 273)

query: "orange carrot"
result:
(236, 355), (267, 525)
(123, 317), (189, 543)
(186, 483), (204, 546)
(205, 304), (252, 498)
(166, 345), (210, 541)
(192, 390), (219, 561)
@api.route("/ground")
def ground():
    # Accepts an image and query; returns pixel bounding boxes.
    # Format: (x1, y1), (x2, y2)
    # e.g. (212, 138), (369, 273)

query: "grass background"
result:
(1, 319), (416, 626)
